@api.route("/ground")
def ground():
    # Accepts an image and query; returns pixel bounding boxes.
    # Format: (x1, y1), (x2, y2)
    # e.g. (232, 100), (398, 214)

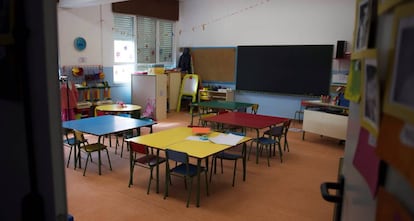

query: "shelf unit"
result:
(302, 101), (349, 140)
(198, 90), (234, 102)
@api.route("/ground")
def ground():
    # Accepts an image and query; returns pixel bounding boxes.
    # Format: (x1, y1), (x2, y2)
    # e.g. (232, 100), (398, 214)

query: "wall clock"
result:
(74, 37), (87, 51)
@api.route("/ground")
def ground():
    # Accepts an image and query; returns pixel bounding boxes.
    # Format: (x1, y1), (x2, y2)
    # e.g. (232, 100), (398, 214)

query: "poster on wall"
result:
(383, 3), (414, 125)
(378, 0), (403, 15)
(360, 50), (380, 137)
(353, 127), (380, 197)
(378, 3), (414, 188)
(376, 187), (414, 220)
(377, 114), (414, 188)
(352, 0), (372, 58)
(345, 59), (362, 102)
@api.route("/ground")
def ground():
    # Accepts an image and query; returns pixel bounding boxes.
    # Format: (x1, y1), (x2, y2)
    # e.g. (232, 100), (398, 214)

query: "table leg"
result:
(98, 136), (102, 175)
(242, 142), (246, 181)
(255, 129), (260, 164)
(190, 106), (194, 126)
(196, 159), (201, 207)
(156, 149), (160, 193)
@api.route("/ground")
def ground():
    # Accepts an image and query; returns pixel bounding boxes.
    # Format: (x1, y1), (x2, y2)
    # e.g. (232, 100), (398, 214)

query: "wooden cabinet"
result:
(198, 90), (234, 102)
(302, 109), (348, 140)
(131, 74), (167, 120)
(167, 72), (182, 111)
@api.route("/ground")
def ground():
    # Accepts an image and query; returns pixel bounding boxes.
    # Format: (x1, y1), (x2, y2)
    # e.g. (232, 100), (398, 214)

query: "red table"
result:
(202, 112), (288, 164)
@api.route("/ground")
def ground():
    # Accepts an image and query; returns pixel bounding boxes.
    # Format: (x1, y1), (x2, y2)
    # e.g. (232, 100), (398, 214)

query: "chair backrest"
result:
(267, 125), (284, 137)
(283, 119), (292, 136)
(73, 130), (87, 143)
(165, 149), (188, 164)
(251, 104), (259, 114)
(130, 142), (148, 155)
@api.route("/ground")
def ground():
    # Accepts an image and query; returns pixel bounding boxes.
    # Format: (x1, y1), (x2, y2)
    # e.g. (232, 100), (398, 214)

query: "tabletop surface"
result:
(62, 115), (154, 136)
(95, 104), (142, 112)
(203, 112), (288, 129)
(195, 100), (254, 110)
(127, 127), (251, 158)
(303, 100), (349, 110)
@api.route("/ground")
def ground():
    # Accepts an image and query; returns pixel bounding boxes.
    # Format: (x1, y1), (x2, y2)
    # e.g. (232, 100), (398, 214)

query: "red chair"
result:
(128, 142), (166, 194)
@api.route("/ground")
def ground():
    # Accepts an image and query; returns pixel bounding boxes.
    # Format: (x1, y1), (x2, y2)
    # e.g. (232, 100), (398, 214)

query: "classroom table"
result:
(95, 104), (141, 116)
(189, 100), (255, 126)
(202, 112), (288, 164)
(126, 127), (252, 207)
(62, 115), (155, 174)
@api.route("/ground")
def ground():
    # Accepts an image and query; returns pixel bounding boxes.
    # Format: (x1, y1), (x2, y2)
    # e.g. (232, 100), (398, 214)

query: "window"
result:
(113, 14), (175, 83)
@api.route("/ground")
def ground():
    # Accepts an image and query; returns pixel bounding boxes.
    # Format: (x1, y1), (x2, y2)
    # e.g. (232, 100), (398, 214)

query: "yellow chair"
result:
(74, 130), (112, 176)
(251, 104), (259, 114)
(176, 74), (199, 113)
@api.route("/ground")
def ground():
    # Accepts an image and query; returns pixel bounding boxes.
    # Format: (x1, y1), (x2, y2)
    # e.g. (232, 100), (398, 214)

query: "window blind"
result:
(159, 21), (173, 63)
(137, 17), (156, 63)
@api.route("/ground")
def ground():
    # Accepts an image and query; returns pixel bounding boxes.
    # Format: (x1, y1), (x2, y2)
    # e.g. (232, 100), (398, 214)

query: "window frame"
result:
(113, 13), (176, 84)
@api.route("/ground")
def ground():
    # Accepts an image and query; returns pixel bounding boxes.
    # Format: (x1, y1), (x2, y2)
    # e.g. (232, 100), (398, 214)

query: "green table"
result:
(190, 100), (255, 126)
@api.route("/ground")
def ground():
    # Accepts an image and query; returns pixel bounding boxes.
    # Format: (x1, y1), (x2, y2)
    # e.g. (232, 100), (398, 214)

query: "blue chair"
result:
(164, 149), (209, 207)
(210, 131), (245, 187)
(264, 119), (292, 152)
(249, 125), (284, 166)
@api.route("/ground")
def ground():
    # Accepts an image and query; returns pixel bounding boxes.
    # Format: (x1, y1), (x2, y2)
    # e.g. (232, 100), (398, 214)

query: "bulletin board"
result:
(190, 47), (236, 83)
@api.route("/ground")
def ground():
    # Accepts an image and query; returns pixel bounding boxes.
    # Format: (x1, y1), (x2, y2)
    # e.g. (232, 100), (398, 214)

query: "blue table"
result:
(62, 115), (155, 174)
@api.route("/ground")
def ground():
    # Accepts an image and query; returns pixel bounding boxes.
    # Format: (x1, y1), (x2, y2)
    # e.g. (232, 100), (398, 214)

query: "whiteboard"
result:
(181, 74), (198, 95)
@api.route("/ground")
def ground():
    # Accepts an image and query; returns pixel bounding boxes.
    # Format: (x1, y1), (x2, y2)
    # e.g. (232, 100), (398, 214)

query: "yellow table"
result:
(127, 127), (251, 207)
(95, 104), (141, 116)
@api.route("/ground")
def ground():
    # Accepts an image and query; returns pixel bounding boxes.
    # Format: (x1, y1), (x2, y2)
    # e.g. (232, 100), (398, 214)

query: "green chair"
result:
(164, 149), (209, 207)
(74, 130), (112, 176)
(128, 142), (166, 194)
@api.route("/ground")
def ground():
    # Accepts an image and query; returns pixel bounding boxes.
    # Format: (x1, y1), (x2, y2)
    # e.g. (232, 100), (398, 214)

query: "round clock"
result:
(74, 37), (87, 51)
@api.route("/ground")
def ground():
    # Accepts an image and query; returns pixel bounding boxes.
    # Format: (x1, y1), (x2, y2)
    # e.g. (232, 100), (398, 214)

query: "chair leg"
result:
(204, 168), (209, 196)
(284, 136), (289, 152)
(105, 149), (112, 170)
(66, 146), (73, 168)
(147, 167), (154, 194)
(266, 145), (271, 167)
(186, 178), (193, 208)
(209, 156), (216, 183)
(83, 153), (90, 176)
(164, 164), (170, 199)
(129, 163), (134, 187)
(278, 142), (283, 163)
(232, 160), (237, 187)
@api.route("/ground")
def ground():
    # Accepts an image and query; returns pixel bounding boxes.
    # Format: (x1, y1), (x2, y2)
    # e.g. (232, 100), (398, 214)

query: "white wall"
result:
(57, 5), (130, 102)
(178, 0), (355, 48)
(58, 4), (113, 66)
(177, 0), (356, 118)
(56, 1), (357, 117)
